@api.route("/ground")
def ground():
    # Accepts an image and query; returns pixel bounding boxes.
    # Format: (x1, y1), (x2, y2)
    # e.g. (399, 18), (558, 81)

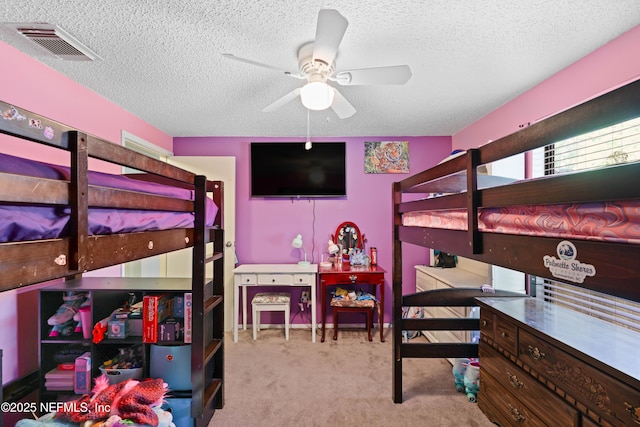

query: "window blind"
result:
(539, 280), (640, 333)
(531, 115), (640, 330)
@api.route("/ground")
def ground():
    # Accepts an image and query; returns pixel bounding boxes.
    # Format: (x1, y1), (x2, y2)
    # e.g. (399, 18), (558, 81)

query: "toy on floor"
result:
(463, 360), (481, 403)
(452, 357), (471, 393)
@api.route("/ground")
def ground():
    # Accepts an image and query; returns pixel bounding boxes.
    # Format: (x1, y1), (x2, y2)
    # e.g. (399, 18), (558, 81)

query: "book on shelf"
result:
(45, 367), (75, 380)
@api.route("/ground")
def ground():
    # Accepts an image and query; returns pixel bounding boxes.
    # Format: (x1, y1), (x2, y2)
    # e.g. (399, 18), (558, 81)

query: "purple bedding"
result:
(0, 152), (218, 243)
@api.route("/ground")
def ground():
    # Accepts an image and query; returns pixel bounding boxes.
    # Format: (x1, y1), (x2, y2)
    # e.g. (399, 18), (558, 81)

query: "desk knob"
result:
(349, 275), (357, 283)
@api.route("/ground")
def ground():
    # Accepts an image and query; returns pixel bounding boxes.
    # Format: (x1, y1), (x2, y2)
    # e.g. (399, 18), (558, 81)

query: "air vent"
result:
(15, 24), (101, 61)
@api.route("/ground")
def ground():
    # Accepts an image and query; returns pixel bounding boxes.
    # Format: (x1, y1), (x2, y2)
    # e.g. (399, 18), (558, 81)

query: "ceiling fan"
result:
(223, 9), (412, 119)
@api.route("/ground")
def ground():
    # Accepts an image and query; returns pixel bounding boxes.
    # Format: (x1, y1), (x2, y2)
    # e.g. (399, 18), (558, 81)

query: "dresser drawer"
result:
(518, 329), (640, 427)
(416, 270), (437, 290)
(479, 310), (494, 341)
(480, 370), (548, 426)
(493, 315), (518, 354)
(257, 274), (293, 285)
(480, 344), (577, 427)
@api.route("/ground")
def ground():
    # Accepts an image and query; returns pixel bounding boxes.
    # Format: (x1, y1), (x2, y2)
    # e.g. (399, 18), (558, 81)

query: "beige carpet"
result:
(209, 327), (496, 427)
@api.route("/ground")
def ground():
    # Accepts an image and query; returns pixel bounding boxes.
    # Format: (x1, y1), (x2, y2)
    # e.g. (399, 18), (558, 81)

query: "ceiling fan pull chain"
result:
(305, 109), (312, 150)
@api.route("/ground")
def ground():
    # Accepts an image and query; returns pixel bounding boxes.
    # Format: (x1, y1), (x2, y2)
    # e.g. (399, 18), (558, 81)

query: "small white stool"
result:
(252, 292), (291, 340)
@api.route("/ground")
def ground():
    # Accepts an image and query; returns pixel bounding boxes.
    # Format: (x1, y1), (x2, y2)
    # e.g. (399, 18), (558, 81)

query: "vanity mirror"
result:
(332, 221), (366, 263)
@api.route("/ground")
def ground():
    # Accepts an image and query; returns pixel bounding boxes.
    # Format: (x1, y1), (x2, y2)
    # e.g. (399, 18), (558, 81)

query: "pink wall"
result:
(0, 40), (172, 385)
(453, 25), (640, 150)
(173, 136), (448, 325)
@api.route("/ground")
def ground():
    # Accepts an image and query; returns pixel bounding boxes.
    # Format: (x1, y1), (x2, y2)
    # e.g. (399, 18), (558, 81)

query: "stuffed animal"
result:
(15, 374), (174, 426)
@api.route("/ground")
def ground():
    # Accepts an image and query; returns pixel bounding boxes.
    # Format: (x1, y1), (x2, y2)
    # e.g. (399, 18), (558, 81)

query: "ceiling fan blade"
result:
(223, 53), (297, 75)
(335, 65), (412, 86)
(331, 88), (356, 119)
(312, 9), (348, 65)
(262, 88), (301, 112)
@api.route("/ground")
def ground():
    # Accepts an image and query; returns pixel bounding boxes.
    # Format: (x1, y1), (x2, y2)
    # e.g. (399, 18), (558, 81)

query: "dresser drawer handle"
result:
(272, 278), (276, 283)
(481, 320), (487, 326)
(507, 371), (523, 389)
(624, 402), (640, 424)
(349, 275), (358, 283)
(507, 404), (526, 423)
(501, 332), (508, 338)
(527, 345), (546, 361)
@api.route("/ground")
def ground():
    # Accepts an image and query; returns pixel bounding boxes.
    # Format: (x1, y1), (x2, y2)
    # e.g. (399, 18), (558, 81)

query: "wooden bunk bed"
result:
(392, 79), (640, 425)
(0, 100), (224, 427)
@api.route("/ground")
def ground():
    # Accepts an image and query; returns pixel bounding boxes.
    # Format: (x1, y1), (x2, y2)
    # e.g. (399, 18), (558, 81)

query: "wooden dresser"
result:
(476, 297), (640, 427)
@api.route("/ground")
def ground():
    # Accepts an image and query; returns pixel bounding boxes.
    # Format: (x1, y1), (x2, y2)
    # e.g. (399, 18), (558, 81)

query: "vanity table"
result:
(233, 263), (318, 342)
(318, 263), (386, 342)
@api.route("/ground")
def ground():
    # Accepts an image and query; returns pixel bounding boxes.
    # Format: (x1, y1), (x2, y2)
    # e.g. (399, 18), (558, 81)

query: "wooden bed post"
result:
(68, 131), (89, 272)
(466, 149), (481, 254)
(392, 181), (404, 403)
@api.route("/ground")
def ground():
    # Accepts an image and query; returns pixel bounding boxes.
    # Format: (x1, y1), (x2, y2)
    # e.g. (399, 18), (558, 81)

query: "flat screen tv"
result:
(250, 142), (346, 198)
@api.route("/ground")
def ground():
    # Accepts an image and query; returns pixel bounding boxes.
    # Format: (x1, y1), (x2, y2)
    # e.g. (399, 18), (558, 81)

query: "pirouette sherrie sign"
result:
(543, 240), (596, 283)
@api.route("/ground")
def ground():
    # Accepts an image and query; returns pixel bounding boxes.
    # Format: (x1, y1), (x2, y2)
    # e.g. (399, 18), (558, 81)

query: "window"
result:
(531, 116), (640, 330)
(541, 116), (640, 175)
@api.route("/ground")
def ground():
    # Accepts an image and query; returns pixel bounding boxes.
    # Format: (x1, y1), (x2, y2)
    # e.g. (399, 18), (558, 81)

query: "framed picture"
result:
(364, 141), (409, 174)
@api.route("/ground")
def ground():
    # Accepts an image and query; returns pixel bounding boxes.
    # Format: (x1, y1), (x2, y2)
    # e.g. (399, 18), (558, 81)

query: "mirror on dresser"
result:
(331, 221), (366, 264)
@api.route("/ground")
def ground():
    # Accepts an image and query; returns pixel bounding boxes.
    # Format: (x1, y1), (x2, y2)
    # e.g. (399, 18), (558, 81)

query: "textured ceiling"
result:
(1, 1), (639, 138)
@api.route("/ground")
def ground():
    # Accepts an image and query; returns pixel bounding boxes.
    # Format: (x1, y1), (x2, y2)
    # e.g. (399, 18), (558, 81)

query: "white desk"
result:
(233, 264), (318, 342)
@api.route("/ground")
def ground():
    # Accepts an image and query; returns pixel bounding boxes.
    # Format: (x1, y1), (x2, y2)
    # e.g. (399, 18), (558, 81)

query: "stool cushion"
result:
(252, 292), (291, 304)
(330, 297), (375, 308)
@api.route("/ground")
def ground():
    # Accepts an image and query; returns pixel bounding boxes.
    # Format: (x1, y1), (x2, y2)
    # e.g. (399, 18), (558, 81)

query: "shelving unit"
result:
(40, 269), (224, 424)
(37, 198), (224, 425)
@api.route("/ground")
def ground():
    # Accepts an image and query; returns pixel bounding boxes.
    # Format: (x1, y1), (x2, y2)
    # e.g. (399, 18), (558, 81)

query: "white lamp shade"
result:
(327, 241), (339, 255)
(292, 234), (310, 266)
(300, 82), (334, 110)
(292, 234), (304, 249)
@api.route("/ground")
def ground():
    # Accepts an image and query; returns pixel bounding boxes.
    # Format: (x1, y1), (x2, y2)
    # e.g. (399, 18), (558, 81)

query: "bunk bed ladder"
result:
(393, 287), (522, 403)
(191, 176), (225, 426)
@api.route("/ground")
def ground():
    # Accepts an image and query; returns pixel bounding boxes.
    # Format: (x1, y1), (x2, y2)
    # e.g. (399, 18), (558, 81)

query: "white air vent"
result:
(14, 23), (101, 61)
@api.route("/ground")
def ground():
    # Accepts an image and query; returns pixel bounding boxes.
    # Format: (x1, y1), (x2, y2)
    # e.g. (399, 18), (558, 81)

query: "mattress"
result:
(402, 201), (640, 245)
(0, 152), (218, 243)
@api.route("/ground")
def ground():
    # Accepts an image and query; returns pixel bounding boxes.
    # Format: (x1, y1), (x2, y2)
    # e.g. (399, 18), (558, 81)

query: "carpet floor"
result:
(209, 327), (496, 427)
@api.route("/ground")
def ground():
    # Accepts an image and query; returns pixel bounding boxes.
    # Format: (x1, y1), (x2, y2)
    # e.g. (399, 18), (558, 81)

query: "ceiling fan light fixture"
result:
(300, 81), (334, 110)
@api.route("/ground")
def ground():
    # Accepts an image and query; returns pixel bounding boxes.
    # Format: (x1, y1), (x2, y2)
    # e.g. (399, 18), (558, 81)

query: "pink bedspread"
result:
(402, 201), (640, 244)
(0, 153), (218, 243)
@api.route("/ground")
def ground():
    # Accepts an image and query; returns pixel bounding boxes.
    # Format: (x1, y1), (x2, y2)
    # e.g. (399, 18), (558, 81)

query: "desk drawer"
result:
(258, 274), (293, 285)
(322, 272), (380, 285)
(239, 274), (257, 285)
(293, 274), (313, 285)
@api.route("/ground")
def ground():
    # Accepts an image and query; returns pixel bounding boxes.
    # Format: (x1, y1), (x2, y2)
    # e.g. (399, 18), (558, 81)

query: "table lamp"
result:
(292, 234), (310, 266)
